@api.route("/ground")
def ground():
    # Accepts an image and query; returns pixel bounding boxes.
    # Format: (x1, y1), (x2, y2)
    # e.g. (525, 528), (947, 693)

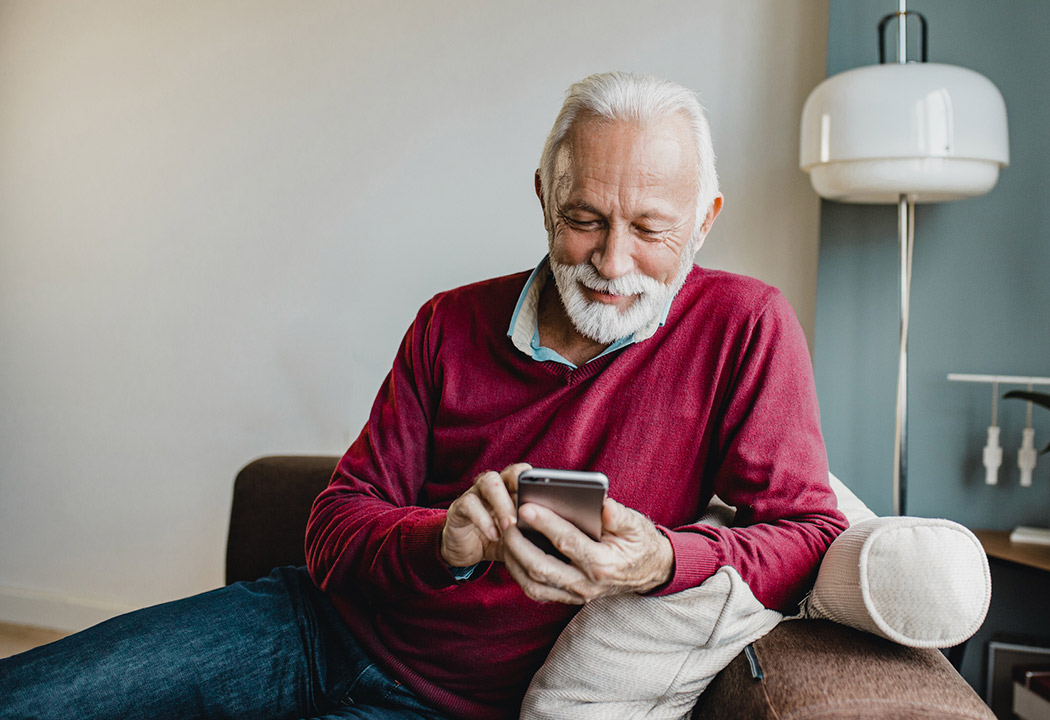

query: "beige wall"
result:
(0, 0), (828, 629)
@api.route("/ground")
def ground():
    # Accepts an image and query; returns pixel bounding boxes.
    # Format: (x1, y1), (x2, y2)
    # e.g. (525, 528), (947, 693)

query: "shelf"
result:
(973, 529), (1050, 574)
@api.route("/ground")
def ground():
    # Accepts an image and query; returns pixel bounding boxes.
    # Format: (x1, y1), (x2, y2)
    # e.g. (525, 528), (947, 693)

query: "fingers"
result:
(441, 494), (491, 567)
(459, 464), (530, 534)
(501, 462), (531, 498)
(599, 497), (645, 538)
(512, 499), (673, 599)
(440, 463), (531, 568)
(448, 491), (499, 542)
(518, 502), (597, 566)
(506, 504), (616, 603)
(484, 463), (531, 532)
(502, 525), (590, 605)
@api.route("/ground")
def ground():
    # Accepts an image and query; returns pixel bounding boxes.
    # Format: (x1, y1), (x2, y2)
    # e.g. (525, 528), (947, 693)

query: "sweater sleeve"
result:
(305, 299), (461, 602)
(654, 292), (848, 612)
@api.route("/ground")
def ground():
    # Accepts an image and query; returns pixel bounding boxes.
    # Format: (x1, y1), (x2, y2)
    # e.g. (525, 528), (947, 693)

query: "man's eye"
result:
(564, 216), (599, 228)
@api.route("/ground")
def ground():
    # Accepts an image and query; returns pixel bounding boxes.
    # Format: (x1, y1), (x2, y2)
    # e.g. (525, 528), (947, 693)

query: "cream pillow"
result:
(801, 515), (991, 648)
(521, 566), (782, 720)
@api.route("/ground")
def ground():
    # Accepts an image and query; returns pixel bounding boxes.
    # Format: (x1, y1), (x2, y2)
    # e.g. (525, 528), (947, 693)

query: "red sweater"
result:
(306, 266), (847, 719)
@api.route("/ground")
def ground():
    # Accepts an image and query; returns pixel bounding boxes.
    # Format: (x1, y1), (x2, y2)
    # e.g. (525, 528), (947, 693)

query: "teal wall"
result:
(816, 0), (1050, 525)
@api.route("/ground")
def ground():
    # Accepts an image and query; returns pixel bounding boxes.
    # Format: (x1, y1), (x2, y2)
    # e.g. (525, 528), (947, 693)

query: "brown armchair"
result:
(226, 455), (995, 719)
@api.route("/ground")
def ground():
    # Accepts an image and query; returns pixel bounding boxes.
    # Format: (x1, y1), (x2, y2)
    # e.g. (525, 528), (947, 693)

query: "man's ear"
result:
(702, 194), (724, 234)
(694, 194), (724, 250)
(535, 171), (552, 231)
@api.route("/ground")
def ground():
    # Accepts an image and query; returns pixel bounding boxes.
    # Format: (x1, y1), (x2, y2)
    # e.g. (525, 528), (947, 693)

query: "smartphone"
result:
(516, 468), (608, 561)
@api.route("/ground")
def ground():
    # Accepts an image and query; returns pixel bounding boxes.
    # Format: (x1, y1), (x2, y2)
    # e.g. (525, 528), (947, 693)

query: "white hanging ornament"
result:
(1018, 390), (1037, 487)
(984, 427), (1003, 485)
(983, 382), (1003, 485)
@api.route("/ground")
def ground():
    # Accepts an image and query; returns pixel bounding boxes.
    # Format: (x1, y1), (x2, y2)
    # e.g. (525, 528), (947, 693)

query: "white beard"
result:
(548, 244), (696, 345)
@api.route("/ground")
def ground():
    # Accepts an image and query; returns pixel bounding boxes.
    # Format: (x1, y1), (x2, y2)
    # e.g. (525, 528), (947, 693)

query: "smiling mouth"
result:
(582, 284), (638, 305)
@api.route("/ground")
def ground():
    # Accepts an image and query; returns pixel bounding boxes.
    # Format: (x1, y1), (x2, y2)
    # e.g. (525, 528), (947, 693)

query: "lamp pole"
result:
(895, 195), (910, 516)
(893, 0), (911, 516)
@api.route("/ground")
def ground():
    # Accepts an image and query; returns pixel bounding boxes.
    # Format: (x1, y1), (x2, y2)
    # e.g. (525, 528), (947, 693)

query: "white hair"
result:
(538, 71), (719, 235)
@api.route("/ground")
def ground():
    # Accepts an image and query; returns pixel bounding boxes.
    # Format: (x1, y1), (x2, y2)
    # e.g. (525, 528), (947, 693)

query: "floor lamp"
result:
(799, 1), (1009, 515)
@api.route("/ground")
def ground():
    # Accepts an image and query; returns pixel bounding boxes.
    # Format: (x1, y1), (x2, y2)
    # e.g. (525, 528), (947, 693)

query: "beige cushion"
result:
(801, 516), (991, 648)
(521, 566), (782, 720)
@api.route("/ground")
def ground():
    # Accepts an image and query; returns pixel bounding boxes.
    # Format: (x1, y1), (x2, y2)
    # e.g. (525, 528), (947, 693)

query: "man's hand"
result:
(502, 497), (674, 604)
(440, 463), (530, 568)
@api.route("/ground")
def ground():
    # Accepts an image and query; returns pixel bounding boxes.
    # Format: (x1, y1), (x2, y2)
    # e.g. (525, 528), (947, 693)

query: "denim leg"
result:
(295, 579), (452, 720)
(0, 567), (320, 720)
(313, 664), (452, 720)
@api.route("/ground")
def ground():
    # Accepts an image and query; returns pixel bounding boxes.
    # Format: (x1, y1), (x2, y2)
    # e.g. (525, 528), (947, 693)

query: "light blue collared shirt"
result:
(506, 256), (673, 369)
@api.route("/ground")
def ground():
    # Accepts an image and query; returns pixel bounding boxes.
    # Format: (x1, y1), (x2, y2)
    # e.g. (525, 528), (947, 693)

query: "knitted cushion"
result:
(801, 516), (991, 648)
(521, 566), (782, 720)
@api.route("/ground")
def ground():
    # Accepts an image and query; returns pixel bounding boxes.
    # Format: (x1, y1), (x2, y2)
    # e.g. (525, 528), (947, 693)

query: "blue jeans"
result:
(0, 567), (450, 720)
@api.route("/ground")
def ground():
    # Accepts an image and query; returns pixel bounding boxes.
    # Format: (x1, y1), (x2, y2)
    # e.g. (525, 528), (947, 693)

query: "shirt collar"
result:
(506, 255), (672, 368)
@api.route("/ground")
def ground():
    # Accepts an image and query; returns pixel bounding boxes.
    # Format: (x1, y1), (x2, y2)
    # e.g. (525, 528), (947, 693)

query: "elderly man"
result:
(0, 72), (846, 720)
(305, 70), (846, 718)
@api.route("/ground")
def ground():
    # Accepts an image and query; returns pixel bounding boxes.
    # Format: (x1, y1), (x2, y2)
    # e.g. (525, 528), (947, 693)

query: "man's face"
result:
(546, 112), (714, 344)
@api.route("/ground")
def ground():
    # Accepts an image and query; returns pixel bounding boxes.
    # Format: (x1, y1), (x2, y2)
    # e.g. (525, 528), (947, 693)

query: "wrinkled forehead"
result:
(551, 112), (699, 203)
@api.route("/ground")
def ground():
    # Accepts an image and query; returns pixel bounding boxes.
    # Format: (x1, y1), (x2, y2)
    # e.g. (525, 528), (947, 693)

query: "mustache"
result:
(555, 261), (666, 297)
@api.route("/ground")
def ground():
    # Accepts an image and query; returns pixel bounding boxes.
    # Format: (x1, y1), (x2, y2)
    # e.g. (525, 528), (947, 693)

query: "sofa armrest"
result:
(694, 619), (995, 719)
(225, 455), (339, 585)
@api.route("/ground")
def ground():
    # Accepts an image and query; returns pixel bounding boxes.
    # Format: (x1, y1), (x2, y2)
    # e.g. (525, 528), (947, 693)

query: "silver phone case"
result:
(516, 469), (608, 549)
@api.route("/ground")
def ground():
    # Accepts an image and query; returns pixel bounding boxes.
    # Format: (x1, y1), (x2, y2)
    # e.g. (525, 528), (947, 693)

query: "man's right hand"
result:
(440, 463), (531, 568)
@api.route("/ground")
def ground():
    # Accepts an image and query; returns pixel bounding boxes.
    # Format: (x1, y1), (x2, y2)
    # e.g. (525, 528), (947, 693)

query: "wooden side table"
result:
(973, 530), (1050, 574)
(971, 530), (1050, 715)
(948, 531), (1050, 670)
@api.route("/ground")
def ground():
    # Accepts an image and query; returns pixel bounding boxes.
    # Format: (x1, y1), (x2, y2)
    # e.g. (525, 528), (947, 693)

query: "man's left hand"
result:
(502, 498), (674, 604)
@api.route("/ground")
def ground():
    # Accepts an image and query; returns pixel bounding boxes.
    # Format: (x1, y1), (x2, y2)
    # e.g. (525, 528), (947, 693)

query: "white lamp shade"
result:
(800, 63), (1009, 204)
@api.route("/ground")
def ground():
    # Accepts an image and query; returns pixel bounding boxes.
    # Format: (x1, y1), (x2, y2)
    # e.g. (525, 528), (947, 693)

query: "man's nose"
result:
(591, 224), (634, 280)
